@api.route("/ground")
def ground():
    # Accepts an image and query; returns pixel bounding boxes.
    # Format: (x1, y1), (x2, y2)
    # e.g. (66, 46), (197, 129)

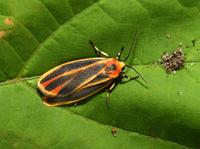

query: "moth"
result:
(37, 33), (144, 106)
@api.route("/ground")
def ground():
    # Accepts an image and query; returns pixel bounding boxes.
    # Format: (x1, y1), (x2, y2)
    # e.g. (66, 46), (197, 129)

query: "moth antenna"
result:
(125, 64), (146, 83)
(124, 31), (138, 62)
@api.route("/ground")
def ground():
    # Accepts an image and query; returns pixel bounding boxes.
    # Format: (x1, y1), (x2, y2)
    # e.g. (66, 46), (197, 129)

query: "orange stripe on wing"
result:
(50, 85), (63, 95)
(49, 78), (72, 95)
(43, 81), (113, 106)
(41, 75), (61, 87)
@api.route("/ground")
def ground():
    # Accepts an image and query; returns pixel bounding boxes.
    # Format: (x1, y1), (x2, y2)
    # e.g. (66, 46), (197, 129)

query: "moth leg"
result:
(116, 46), (124, 60)
(89, 40), (109, 57)
(122, 74), (139, 83)
(106, 82), (116, 108)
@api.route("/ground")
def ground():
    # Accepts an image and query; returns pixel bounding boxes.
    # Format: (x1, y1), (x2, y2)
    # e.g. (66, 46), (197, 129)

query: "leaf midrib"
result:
(0, 61), (199, 86)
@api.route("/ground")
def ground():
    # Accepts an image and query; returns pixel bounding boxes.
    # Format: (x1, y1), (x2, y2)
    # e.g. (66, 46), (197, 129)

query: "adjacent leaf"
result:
(0, 0), (200, 148)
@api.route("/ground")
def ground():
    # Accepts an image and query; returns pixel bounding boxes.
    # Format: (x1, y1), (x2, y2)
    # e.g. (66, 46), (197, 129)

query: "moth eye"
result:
(106, 64), (117, 71)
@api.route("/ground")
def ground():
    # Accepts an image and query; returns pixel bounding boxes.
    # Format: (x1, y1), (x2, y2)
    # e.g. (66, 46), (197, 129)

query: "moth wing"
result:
(82, 71), (112, 88)
(38, 58), (108, 97)
(43, 80), (113, 106)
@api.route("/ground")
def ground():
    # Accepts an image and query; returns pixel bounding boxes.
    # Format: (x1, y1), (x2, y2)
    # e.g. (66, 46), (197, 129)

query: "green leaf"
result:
(0, 0), (199, 148)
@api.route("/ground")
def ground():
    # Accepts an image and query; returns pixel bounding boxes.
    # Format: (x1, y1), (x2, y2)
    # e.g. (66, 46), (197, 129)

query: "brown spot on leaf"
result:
(0, 31), (6, 39)
(4, 18), (14, 26)
(111, 127), (117, 137)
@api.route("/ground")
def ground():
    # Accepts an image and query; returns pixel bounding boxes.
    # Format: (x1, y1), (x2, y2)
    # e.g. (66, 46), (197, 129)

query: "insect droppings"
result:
(161, 48), (184, 73)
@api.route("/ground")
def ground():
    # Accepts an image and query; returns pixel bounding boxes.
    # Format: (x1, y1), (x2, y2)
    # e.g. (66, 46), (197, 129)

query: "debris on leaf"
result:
(179, 42), (182, 47)
(177, 90), (183, 95)
(166, 33), (171, 39)
(172, 70), (176, 74)
(161, 48), (184, 73)
(111, 127), (117, 137)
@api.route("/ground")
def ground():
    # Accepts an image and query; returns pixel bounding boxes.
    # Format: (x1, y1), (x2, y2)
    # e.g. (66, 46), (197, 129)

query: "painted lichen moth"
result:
(37, 33), (145, 107)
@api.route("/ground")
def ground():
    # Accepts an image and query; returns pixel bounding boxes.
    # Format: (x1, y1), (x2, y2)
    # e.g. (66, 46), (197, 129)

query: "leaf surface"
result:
(0, 0), (199, 148)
